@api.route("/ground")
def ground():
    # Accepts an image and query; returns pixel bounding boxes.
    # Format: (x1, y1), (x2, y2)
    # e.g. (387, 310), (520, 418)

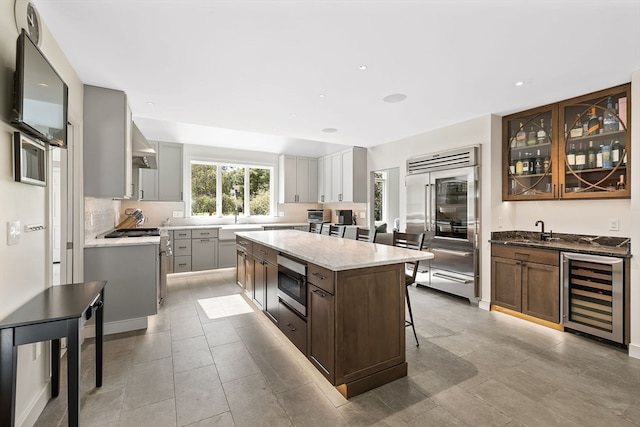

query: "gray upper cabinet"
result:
(158, 142), (183, 201)
(83, 85), (133, 199)
(318, 147), (367, 203)
(136, 141), (183, 201)
(279, 155), (318, 203)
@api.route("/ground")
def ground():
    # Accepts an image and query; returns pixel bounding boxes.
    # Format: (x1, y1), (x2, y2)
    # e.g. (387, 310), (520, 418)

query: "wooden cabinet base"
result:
(491, 305), (564, 332)
(335, 362), (408, 399)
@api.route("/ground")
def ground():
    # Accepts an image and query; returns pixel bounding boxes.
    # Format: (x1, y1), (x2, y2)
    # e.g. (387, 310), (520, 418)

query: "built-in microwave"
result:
(13, 132), (47, 187)
(307, 209), (330, 223)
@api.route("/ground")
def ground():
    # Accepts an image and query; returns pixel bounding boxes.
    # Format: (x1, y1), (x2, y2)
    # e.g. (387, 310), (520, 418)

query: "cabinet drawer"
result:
(174, 256), (192, 273)
(253, 243), (277, 264)
(492, 245), (558, 266)
(278, 301), (307, 355)
(193, 228), (219, 238)
(173, 240), (192, 256)
(308, 263), (334, 294)
(236, 236), (253, 253)
(173, 229), (192, 239)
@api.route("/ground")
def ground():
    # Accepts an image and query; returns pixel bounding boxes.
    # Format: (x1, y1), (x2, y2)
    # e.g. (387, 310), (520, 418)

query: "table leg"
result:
(96, 290), (104, 387)
(67, 319), (81, 427)
(51, 338), (60, 397)
(0, 328), (18, 427)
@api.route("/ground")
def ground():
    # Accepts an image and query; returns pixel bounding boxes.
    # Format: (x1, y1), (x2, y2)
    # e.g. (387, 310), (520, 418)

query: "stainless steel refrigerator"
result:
(405, 146), (480, 301)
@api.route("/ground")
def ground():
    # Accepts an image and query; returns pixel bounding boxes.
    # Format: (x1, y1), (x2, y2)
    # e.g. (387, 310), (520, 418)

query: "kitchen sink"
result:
(218, 225), (262, 240)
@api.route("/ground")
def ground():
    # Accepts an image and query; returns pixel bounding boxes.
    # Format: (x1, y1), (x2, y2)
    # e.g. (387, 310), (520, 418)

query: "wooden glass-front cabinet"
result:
(503, 83), (630, 201)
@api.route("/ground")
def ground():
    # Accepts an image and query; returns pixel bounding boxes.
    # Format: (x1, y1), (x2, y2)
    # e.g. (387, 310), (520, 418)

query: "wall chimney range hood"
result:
(132, 123), (157, 169)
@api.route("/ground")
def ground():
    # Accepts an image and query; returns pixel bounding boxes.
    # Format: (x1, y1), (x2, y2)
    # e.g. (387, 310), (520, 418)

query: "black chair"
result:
(308, 222), (323, 234)
(355, 227), (376, 243)
(328, 224), (345, 238)
(393, 231), (425, 347)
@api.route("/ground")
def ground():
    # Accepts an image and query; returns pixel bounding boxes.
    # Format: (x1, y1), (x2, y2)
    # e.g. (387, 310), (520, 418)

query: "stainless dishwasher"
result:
(561, 252), (624, 344)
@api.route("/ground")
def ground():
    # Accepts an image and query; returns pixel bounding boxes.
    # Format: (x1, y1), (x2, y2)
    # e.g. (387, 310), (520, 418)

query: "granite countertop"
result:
(236, 229), (433, 271)
(490, 231), (631, 258)
(164, 223), (307, 230)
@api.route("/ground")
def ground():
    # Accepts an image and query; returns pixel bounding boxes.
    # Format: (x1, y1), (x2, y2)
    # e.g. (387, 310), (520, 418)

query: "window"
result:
(191, 161), (272, 217)
(373, 171), (387, 222)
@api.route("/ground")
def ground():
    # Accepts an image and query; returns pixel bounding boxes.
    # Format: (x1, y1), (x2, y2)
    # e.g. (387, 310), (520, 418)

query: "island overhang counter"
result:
(235, 230), (433, 398)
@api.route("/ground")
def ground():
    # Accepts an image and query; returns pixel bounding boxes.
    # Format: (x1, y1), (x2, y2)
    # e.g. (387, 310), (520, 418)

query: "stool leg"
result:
(406, 285), (419, 347)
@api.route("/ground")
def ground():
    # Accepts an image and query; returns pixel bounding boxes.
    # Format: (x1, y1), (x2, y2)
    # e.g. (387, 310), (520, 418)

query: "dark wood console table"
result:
(0, 281), (106, 427)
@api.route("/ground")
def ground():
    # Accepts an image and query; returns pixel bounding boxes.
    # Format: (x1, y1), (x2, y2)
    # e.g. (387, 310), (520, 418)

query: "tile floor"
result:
(35, 268), (640, 426)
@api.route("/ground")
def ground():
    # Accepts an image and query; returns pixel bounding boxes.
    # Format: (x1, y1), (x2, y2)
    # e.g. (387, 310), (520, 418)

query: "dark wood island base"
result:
(236, 231), (433, 398)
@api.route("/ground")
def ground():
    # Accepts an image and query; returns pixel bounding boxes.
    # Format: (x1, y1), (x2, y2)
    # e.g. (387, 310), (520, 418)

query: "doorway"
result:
(370, 167), (400, 232)
(50, 121), (77, 286)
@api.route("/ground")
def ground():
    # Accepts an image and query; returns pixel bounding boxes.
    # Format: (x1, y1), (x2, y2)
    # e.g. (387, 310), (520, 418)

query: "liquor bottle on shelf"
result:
(522, 152), (532, 175)
(617, 174), (626, 190)
(602, 144), (613, 168)
(537, 118), (547, 144)
(515, 151), (524, 175)
(543, 156), (550, 173)
(586, 141), (597, 169)
(583, 117), (589, 135)
(603, 97), (617, 132)
(596, 144), (603, 168)
(516, 122), (526, 147)
(587, 107), (599, 136)
(570, 114), (583, 138)
(599, 117), (604, 134)
(566, 143), (577, 169)
(534, 149), (543, 174)
(575, 142), (586, 170)
(527, 127), (537, 146)
(509, 152), (516, 174)
(611, 140), (622, 165)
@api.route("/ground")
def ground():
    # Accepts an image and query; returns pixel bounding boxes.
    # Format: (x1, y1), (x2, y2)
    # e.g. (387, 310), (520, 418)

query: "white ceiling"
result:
(32, 0), (640, 158)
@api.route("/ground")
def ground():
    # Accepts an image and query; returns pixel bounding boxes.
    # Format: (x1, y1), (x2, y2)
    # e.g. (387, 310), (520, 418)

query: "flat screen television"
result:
(11, 29), (68, 148)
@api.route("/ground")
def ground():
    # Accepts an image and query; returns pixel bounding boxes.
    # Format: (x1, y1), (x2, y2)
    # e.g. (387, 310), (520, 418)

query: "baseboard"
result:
(478, 299), (491, 311)
(629, 342), (640, 359)
(83, 317), (148, 338)
(18, 382), (50, 427)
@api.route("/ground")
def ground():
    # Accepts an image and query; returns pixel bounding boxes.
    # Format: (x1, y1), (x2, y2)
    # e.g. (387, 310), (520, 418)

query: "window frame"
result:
(187, 158), (275, 218)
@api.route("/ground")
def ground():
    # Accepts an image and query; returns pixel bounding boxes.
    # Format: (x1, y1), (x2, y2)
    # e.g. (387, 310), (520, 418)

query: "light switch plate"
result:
(7, 220), (20, 246)
(172, 210), (184, 218)
(609, 217), (619, 231)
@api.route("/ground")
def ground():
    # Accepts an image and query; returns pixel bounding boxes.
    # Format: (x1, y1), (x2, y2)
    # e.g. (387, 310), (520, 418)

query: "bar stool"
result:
(308, 222), (323, 234)
(355, 227), (376, 243)
(393, 231), (425, 347)
(328, 224), (345, 238)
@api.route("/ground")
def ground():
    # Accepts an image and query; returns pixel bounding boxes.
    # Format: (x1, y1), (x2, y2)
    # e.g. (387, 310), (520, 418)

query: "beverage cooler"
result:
(561, 252), (624, 344)
(405, 146), (479, 301)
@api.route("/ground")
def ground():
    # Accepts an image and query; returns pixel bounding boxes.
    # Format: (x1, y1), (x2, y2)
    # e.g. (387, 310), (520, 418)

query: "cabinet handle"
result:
(141, 190), (144, 199)
(312, 289), (327, 297)
(199, 239), (210, 242)
(201, 232), (209, 235)
(178, 246), (187, 249)
(559, 184), (563, 199)
(286, 322), (296, 332)
(259, 250), (267, 255)
(321, 195), (324, 202)
(311, 272), (326, 280)
(178, 263), (187, 266)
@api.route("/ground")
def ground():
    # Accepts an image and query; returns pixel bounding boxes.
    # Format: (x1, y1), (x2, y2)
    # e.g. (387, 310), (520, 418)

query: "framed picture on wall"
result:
(13, 131), (47, 186)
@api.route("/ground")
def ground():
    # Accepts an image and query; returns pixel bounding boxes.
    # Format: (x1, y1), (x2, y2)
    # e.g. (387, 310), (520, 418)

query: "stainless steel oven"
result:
(277, 254), (307, 317)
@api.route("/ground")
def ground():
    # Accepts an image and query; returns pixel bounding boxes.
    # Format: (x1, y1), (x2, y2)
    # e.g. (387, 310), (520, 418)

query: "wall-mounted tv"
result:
(11, 29), (68, 148)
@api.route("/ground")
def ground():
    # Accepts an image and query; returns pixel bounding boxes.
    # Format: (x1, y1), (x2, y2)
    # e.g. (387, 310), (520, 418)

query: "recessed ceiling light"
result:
(146, 101), (154, 106)
(322, 128), (338, 133)
(383, 93), (407, 103)
(38, 82), (48, 87)
(515, 81), (525, 87)
(319, 94), (326, 98)
(290, 114), (297, 117)
(358, 65), (367, 71)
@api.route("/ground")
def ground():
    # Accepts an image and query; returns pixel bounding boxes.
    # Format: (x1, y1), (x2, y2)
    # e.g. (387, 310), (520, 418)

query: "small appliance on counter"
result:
(336, 209), (353, 225)
(307, 209), (330, 223)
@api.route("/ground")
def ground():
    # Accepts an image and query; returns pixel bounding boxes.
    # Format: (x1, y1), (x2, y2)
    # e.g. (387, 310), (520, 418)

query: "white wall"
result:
(0, 4), (84, 424)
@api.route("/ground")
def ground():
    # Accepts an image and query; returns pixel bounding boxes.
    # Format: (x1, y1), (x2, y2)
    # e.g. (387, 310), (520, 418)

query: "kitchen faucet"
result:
(535, 220), (553, 241)
(234, 205), (241, 224)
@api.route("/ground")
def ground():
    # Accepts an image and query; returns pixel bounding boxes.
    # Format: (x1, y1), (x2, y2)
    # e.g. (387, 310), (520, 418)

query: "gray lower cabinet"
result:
(192, 238), (218, 271)
(173, 230), (192, 273)
(84, 244), (158, 327)
(218, 240), (237, 268)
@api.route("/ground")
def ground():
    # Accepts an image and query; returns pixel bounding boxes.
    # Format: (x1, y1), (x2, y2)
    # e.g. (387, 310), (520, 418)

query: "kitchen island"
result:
(235, 230), (433, 398)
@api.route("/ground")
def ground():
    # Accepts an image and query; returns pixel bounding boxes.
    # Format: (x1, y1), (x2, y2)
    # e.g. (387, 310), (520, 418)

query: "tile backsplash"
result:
(84, 198), (121, 238)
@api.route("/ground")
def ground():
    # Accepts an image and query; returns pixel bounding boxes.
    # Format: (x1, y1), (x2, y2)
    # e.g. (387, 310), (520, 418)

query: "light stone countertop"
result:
(164, 223), (307, 231)
(84, 236), (160, 248)
(236, 230), (433, 271)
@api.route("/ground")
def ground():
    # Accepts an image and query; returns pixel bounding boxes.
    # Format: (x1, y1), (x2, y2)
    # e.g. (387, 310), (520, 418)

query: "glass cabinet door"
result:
(503, 106), (556, 200)
(559, 84), (629, 198)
